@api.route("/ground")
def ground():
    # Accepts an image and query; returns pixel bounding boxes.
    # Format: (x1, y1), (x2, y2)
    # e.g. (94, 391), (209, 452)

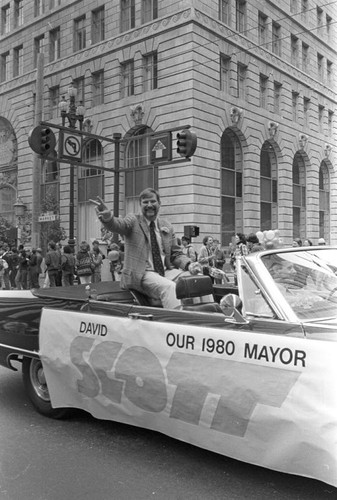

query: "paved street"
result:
(0, 365), (335, 500)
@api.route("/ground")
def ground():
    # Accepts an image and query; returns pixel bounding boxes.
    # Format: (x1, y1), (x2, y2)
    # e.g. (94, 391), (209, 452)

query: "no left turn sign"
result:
(60, 131), (82, 161)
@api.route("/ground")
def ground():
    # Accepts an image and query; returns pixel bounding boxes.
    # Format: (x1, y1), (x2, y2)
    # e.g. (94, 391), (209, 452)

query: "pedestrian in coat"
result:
(29, 248), (42, 288)
(91, 240), (104, 283)
(76, 241), (93, 284)
(61, 245), (76, 286)
(17, 249), (29, 289)
(0, 250), (9, 289)
(198, 236), (216, 275)
(45, 241), (61, 287)
(1, 246), (10, 290)
(181, 236), (197, 262)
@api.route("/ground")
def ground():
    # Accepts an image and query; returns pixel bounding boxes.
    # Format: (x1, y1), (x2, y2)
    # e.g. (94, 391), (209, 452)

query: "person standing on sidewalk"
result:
(61, 245), (76, 286)
(45, 241), (61, 287)
(76, 241), (93, 284)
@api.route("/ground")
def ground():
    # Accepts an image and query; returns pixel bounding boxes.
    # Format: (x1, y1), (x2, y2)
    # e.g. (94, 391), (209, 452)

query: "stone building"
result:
(0, 0), (336, 250)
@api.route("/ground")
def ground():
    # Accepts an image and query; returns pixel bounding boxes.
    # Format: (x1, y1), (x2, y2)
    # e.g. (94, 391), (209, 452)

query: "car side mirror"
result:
(220, 294), (248, 324)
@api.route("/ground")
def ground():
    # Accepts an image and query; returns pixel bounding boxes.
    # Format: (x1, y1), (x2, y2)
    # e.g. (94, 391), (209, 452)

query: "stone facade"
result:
(0, 0), (336, 249)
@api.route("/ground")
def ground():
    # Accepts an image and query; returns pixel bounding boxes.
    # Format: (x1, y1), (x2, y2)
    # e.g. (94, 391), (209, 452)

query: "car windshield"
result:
(261, 248), (337, 321)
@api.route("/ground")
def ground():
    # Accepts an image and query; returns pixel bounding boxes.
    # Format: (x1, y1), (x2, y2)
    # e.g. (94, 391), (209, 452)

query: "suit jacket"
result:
(103, 214), (190, 292)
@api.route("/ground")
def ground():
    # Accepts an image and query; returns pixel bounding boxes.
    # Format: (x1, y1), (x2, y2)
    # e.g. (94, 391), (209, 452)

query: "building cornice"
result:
(0, 7), (335, 106)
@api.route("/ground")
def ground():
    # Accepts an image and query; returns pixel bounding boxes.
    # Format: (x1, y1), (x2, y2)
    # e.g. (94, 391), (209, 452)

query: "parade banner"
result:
(39, 308), (337, 487)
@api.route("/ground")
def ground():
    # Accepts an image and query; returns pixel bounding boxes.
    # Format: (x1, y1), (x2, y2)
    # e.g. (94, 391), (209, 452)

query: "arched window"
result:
(220, 131), (243, 245)
(319, 161), (330, 241)
(292, 152), (306, 239)
(126, 126), (151, 169)
(78, 139), (104, 242)
(0, 117), (17, 169)
(79, 139), (104, 198)
(0, 185), (16, 224)
(125, 126), (157, 213)
(260, 141), (278, 230)
(0, 117), (18, 223)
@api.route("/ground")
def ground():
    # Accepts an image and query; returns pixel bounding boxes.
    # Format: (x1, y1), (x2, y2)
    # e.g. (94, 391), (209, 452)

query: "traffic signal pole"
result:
(31, 53), (44, 249)
(28, 121), (198, 250)
(112, 133), (122, 244)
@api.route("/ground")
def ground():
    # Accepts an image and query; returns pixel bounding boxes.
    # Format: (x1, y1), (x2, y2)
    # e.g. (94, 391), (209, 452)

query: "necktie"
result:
(150, 221), (165, 276)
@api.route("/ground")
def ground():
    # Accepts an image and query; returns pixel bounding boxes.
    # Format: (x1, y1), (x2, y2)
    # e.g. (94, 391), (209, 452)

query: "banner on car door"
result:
(39, 308), (337, 487)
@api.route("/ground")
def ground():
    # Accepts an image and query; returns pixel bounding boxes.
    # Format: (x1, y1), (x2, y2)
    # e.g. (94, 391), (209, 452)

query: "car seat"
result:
(175, 275), (222, 313)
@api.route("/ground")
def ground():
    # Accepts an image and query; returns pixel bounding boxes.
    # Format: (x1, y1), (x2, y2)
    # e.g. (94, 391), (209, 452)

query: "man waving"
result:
(95, 188), (193, 308)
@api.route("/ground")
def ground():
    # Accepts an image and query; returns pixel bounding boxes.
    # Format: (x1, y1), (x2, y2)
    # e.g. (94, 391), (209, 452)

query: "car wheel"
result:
(22, 357), (71, 419)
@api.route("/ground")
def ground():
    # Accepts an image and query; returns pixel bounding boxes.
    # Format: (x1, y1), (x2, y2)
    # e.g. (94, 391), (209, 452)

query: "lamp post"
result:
(58, 82), (85, 251)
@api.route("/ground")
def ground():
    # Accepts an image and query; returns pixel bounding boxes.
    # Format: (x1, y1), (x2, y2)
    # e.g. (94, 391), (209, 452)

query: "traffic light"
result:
(28, 125), (56, 156)
(184, 225), (200, 239)
(176, 129), (197, 158)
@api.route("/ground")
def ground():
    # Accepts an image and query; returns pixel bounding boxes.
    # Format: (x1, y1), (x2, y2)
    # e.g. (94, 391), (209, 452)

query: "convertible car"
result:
(0, 246), (337, 487)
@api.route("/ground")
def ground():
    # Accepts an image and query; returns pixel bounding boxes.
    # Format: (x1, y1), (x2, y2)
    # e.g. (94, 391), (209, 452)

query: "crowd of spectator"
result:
(0, 244), (44, 290)
(0, 239), (124, 290)
(179, 231), (328, 285)
(0, 232), (328, 291)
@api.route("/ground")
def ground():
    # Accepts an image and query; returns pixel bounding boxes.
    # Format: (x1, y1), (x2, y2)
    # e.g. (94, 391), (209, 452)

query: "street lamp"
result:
(58, 81), (85, 251)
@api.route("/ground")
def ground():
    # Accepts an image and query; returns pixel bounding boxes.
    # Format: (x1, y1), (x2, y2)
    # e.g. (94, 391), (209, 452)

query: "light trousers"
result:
(141, 270), (182, 309)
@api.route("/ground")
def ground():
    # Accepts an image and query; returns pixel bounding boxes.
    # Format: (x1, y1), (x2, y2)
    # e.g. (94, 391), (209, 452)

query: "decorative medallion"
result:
(130, 104), (145, 125)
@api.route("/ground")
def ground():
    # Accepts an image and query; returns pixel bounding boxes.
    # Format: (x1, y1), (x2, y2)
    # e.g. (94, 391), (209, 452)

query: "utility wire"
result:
(134, 19), (337, 89)
(119, 2), (337, 86)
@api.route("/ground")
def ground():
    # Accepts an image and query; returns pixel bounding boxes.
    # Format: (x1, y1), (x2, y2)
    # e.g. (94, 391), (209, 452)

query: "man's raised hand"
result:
(91, 196), (112, 223)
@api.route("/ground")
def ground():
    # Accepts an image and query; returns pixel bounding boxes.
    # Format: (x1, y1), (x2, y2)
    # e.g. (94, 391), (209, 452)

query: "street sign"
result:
(153, 140), (166, 158)
(150, 132), (172, 163)
(38, 214), (57, 222)
(59, 130), (82, 161)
